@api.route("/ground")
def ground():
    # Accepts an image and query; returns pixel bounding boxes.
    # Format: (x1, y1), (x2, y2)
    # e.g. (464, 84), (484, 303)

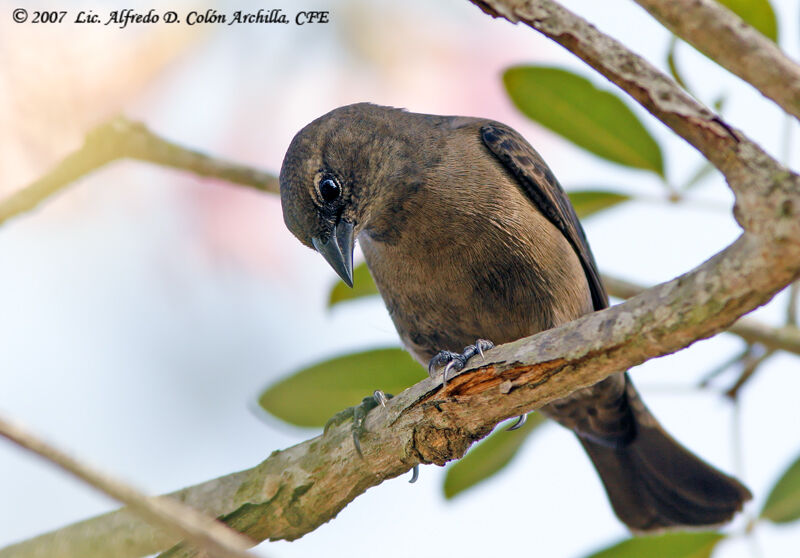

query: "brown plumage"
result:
(279, 102), (751, 531)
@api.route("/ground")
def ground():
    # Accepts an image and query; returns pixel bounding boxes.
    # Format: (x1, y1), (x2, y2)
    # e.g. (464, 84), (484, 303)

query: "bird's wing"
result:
(480, 123), (608, 310)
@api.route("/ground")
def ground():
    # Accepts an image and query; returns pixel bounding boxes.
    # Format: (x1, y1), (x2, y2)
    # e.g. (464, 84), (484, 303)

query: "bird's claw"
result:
(324, 390), (420, 483)
(506, 413), (527, 431)
(352, 391), (392, 457)
(373, 389), (390, 407)
(428, 339), (494, 386)
(428, 351), (463, 377)
(324, 392), (389, 449)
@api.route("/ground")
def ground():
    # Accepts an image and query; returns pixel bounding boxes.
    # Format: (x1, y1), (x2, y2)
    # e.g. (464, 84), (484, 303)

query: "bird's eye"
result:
(318, 177), (341, 203)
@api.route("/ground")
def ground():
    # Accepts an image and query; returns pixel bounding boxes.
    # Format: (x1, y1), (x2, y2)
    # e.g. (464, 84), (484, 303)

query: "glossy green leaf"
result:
(328, 262), (379, 307)
(568, 190), (631, 219)
(718, 0), (778, 42)
(585, 532), (725, 558)
(443, 413), (545, 499)
(504, 66), (664, 176)
(761, 453), (800, 523)
(259, 348), (425, 427)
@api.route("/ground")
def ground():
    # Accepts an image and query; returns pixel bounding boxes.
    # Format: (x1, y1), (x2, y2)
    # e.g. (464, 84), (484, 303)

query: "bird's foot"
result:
(427, 339), (494, 387)
(324, 390), (391, 457)
(323, 390), (419, 483)
(506, 413), (528, 431)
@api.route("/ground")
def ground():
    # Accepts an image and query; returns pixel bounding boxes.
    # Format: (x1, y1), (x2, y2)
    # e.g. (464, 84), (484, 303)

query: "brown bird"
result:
(279, 103), (751, 531)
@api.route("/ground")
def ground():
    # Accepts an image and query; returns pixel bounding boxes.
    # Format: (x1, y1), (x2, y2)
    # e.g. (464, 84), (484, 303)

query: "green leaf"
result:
(443, 413), (545, 499)
(328, 262), (379, 308)
(666, 35), (692, 93)
(761, 453), (800, 523)
(718, 0), (778, 42)
(568, 190), (631, 219)
(585, 532), (725, 558)
(712, 94), (727, 114)
(504, 66), (664, 176)
(259, 348), (425, 427)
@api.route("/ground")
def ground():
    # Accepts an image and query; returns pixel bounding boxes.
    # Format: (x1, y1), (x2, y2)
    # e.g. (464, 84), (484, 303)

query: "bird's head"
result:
(279, 103), (427, 288)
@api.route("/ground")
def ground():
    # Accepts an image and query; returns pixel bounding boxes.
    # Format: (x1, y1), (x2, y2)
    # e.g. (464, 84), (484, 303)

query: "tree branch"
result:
(0, 117), (278, 227)
(471, 0), (798, 239)
(2, 113), (796, 360)
(0, 415), (256, 558)
(632, 0), (800, 122)
(4, 1), (800, 556)
(5, 232), (799, 558)
(602, 275), (800, 356)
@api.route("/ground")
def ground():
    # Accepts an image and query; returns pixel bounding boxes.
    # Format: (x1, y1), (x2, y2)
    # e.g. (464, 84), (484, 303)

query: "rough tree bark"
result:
(633, 0), (800, 121)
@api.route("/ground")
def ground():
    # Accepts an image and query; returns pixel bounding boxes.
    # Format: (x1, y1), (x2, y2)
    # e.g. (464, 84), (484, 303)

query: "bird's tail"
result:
(578, 390), (752, 532)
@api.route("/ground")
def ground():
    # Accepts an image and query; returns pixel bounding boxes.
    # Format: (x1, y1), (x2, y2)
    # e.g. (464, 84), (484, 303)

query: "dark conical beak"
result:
(312, 220), (355, 287)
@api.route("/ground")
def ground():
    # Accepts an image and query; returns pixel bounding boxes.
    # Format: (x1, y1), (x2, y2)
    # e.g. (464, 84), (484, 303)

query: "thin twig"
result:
(0, 414), (257, 558)
(697, 345), (753, 389)
(633, 0), (800, 121)
(724, 348), (775, 400)
(0, 117), (279, 227)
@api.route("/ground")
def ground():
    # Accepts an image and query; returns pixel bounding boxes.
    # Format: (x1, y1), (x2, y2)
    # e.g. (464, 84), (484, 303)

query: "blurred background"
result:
(1, 0), (799, 556)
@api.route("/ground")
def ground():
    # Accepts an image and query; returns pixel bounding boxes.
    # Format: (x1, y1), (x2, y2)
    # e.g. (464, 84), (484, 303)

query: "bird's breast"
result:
(358, 212), (592, 366)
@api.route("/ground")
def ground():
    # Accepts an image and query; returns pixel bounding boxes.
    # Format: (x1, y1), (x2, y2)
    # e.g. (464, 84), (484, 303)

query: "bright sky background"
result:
(0, 1), (799, 557)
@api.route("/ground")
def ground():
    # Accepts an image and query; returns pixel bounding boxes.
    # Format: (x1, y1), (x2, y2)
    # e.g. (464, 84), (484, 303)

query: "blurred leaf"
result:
(666, 36), (691, 93)
(259, 348), (425, 427)
(444, 413), (545, 499)
(585, 532), (725, 558)
(504, 66), (664, 176)
(712, 94), (727, 114)
(682, 161), (716, 190)
(329, 262), (379, 307)
(568, 190), (631, 218)
(761, 453), (800, 523)
(718, 0), (778, 42)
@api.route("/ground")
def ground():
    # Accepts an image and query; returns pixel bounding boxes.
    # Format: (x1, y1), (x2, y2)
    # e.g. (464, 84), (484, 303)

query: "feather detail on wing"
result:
(481, 123), (608, 310)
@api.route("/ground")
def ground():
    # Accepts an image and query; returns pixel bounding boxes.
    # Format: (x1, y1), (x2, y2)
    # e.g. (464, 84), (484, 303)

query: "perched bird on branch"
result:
(279, 103), (751, 531)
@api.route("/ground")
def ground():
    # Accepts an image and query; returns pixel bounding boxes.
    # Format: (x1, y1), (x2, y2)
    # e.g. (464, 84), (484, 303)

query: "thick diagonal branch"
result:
(603, 275), (800, 356)
(471, 0), (797, 238)
(3, 229), (799, 558)
(633, 0), (800, 121)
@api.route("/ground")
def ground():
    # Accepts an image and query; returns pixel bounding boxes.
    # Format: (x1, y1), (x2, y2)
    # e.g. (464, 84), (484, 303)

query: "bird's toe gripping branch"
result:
(427, 339), (495, 386)
(323, 390), (419, 483)
(426, 339), (527, 431)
